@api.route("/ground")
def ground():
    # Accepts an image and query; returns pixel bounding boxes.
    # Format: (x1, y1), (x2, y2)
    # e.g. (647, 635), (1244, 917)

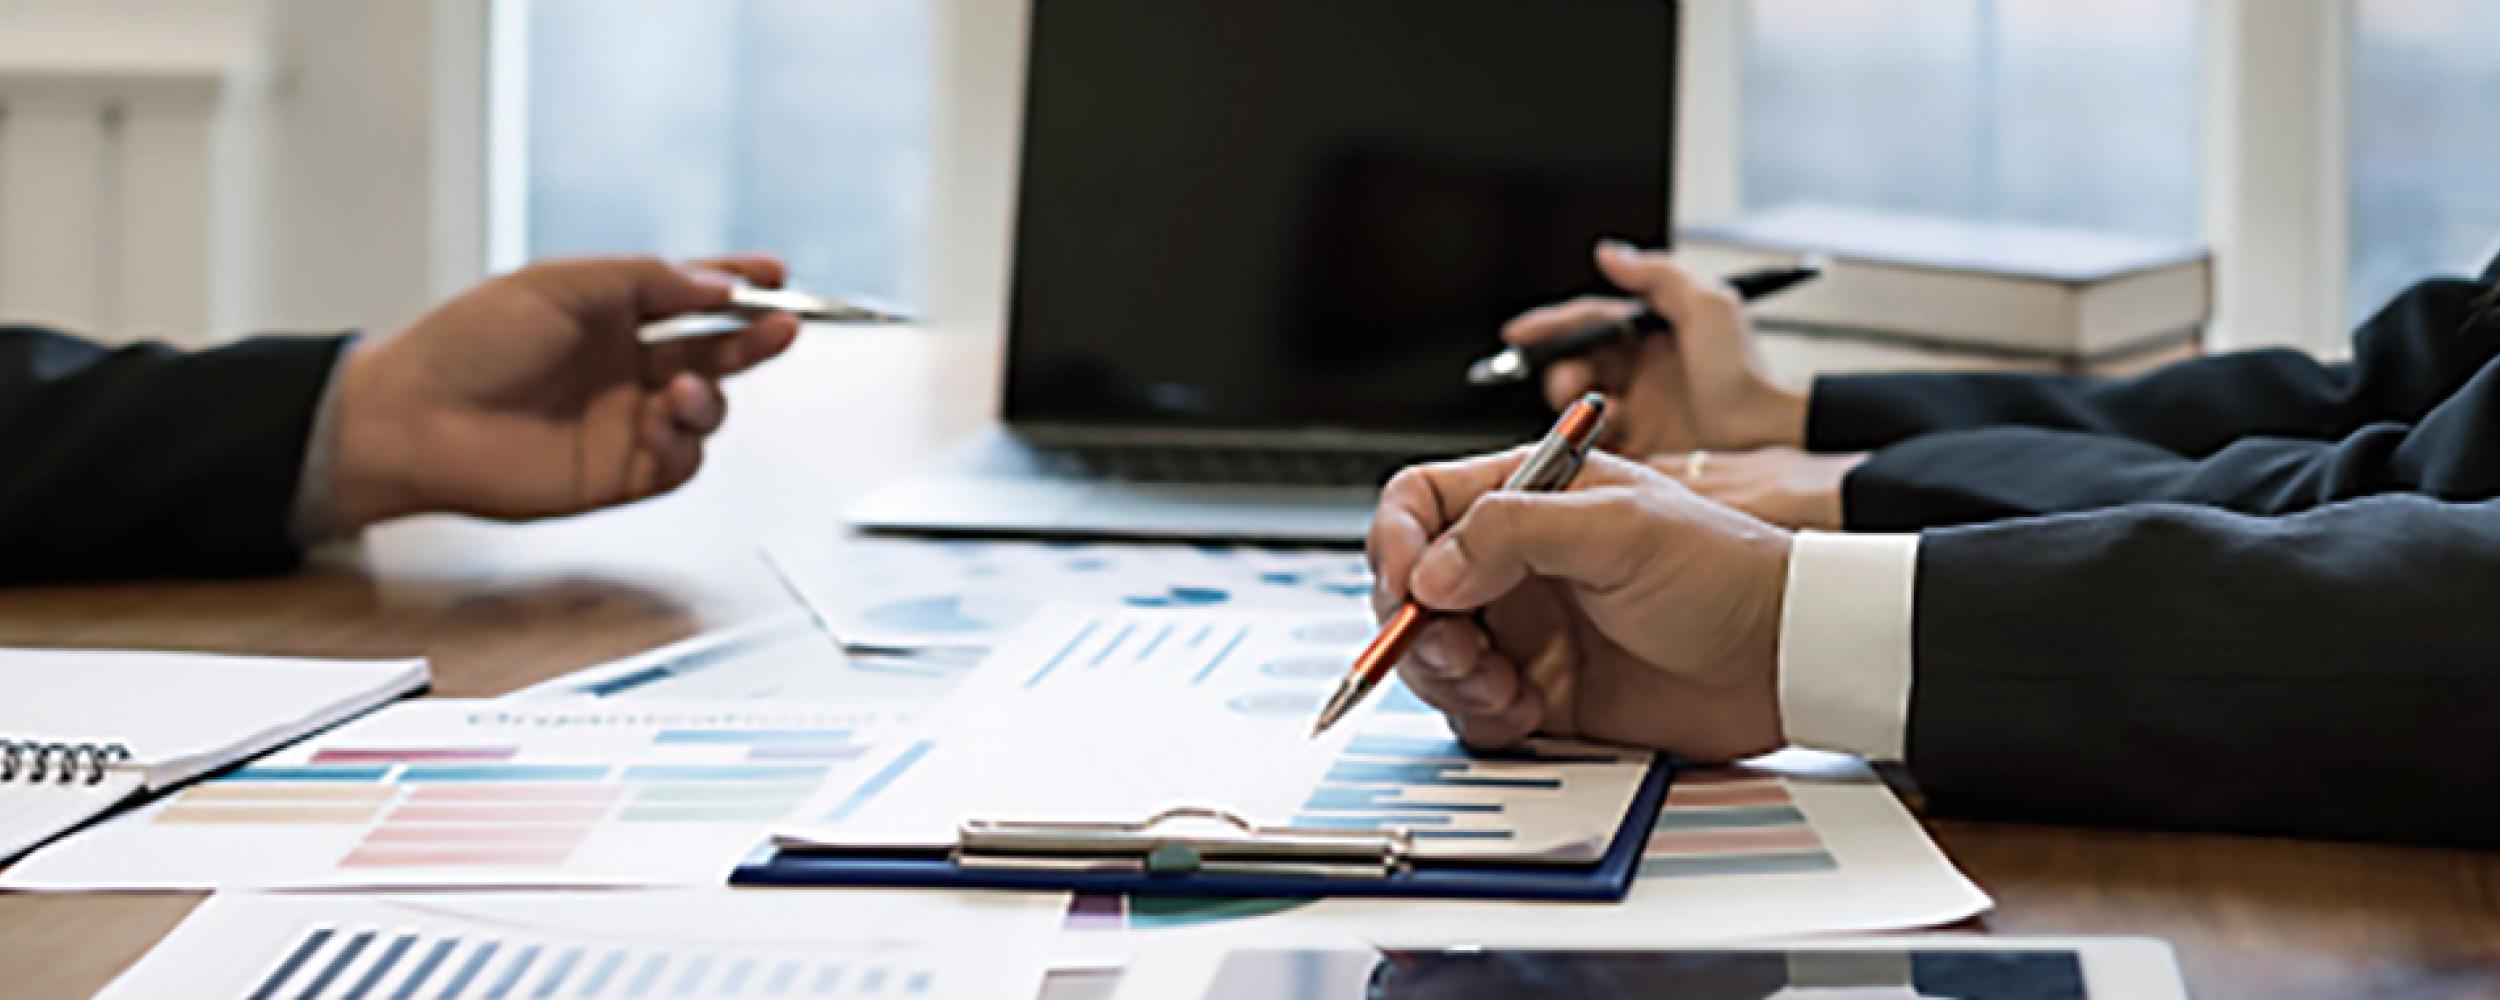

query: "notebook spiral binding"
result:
(0, 739), (134, 785)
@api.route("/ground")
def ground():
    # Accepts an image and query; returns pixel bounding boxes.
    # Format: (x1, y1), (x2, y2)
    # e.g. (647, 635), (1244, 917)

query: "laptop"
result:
(851, 0), (1677, 545)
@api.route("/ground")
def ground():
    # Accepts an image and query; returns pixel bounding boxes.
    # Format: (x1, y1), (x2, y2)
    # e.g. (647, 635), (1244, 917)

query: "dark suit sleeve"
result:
(1902, 494), (2500, 848)
(1807, 278), (2495, 456)
(1832, 279), (2500, 530)
(0, 326), (347, 582)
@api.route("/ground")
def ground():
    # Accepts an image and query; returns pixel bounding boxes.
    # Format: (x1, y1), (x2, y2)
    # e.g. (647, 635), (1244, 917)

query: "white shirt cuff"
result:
(1777, 531), (1919, 760)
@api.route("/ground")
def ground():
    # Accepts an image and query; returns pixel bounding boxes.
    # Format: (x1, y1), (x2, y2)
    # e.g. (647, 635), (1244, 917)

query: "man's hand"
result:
(1367, 449), (1793, 761)
(1503, 241), (1806, 456)
(1649, 447), (1867, 531)
(329, 254), (801, 530)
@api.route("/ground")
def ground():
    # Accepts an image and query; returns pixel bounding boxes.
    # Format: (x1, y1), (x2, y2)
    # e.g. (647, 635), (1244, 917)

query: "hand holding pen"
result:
(1481, 242), (1821, 459)
(1312, 393), (1611, 736)
(1469, 255), (1822, 386)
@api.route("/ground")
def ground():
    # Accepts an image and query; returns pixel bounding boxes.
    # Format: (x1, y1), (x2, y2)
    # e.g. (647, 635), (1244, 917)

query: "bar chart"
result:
(99, 891), (1062, 1000)
(7, 702), (898, 889)
(244, 924), (941, 999)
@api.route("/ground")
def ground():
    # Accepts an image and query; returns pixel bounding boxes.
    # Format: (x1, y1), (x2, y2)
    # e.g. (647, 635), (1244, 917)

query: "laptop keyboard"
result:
(1028, 443), (1439, 488)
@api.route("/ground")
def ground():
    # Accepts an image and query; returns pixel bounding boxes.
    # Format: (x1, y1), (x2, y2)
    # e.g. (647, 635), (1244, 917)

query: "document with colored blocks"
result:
(1, 701), (903, 889)
(772, 605), (1657, 864)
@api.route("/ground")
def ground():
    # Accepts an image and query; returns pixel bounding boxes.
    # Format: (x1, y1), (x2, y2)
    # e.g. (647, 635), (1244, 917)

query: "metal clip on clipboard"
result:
(956, 806), (1414, 880)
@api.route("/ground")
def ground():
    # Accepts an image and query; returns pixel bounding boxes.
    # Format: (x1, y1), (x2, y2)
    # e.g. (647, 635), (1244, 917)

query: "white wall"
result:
(0, 0), (477, 342)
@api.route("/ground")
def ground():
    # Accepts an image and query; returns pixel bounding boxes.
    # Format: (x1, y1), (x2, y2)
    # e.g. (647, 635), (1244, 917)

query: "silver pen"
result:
(639, 284), (913, 344)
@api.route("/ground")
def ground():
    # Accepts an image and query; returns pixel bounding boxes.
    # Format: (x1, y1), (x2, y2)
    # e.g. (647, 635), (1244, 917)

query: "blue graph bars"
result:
(1292, 733), (1634, 841)
(247, 924), (941, 997)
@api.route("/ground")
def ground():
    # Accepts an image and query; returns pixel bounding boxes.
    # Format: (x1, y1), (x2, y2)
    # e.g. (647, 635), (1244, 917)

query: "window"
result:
(519, 0), (930, 306)
(2348, 0), (2500, 322)
(1740, 0), (2201, 242)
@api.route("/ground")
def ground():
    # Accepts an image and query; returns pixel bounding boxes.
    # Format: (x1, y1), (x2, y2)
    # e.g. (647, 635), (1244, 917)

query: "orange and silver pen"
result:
(1310, 392), (1612, 737)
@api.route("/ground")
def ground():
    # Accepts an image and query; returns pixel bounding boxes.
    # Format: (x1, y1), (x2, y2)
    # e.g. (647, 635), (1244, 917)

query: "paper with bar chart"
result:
(100, 889), (1062, 1000)
(773, 606), (1654, 863)
(1047, 749), (1991, 969)
(769, 536), (1373, 650)
(3, 701), (903, 889)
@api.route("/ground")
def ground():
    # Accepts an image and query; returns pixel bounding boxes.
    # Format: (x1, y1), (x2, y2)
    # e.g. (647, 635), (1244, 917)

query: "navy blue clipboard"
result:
(731, 754), (1674, 902)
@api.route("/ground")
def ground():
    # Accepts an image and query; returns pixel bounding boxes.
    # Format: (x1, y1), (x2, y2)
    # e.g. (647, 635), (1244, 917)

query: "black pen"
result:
(1465, 258), (1826, 386)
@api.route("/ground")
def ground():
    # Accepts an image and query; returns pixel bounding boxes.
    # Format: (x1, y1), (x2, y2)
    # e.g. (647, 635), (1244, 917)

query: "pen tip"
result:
(1310, 682), (1355, 738)
(1465, 351), (1521, 387)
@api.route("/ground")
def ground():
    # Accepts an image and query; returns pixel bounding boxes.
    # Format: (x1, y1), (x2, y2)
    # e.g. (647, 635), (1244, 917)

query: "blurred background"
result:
(0, 0), (2491, 352)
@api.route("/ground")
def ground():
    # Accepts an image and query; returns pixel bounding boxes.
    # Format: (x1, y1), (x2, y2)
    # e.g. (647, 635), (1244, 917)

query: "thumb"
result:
(1408, 488), (1656, 611)
(517, 255), (741, 323)
(634, 260), (741, 320)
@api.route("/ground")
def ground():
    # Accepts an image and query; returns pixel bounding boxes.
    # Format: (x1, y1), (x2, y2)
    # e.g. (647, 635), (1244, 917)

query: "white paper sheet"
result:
(102, 889), (1066, 1000)
(767, 536), (1372, 650)
(510, 614), (977, 709)
(774, 606), (1654, 863)
(0, 649), (427, 787)
(3, 700), (902, 890)
(1047, 749), (1991, 969)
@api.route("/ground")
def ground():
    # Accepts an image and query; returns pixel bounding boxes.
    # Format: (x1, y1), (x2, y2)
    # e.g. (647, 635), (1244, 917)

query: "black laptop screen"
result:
(1002, 0), (1675, 436)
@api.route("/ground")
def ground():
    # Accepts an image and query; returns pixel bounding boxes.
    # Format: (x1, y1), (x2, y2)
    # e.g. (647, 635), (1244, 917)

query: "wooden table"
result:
(5, 329), (2498, 999)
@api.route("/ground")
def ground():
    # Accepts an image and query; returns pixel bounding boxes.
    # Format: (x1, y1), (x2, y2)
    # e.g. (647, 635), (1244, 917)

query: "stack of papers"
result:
(13, 531), (1997, 996)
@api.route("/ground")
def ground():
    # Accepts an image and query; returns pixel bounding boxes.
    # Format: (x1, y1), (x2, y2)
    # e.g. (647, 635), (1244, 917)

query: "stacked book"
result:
(1677, 204), (2212, 378)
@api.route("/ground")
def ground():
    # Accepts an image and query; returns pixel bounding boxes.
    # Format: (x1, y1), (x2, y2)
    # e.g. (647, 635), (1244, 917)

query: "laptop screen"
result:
(1003, 0), (1676, 437)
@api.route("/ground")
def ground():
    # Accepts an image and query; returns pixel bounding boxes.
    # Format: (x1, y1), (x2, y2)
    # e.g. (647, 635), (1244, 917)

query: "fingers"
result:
(687, 254), (788, 290)
(523, 253), (795, 323)
(1370, 450), (1535, 608)
(1501, 296), (1639, 346)
(1392, 619), (1545, 748)
(627, 396), (708, 499)
(1406, 454), (1674, 611)
(706, 312), (800, 377)
(1593, 241), (1737, 331)
(664, 372), (728, 436)
(1541, 358), (1597, 411)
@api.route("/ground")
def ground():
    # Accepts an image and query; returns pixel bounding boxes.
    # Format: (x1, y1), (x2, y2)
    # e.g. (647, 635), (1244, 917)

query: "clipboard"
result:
(732, 754), (1673, 901)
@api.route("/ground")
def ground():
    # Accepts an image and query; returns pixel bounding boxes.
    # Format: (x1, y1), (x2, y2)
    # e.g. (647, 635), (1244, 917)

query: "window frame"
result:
(465, 0), (2360, 355)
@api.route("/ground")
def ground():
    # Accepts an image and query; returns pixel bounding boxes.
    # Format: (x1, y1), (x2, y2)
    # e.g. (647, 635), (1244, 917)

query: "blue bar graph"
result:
(342, 933), (414, 1000)
(821, 740), (933, 823)
(244, 926), (328, 1000)
(1088, 622), (1138, 667)
(1192, 626), (1250, 684)
(245, 924), (950, 998)
(1024, 622), (1097, 688)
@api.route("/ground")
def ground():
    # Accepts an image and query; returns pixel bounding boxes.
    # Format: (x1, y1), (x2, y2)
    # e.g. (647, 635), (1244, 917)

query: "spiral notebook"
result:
(0, 648), (428, 863)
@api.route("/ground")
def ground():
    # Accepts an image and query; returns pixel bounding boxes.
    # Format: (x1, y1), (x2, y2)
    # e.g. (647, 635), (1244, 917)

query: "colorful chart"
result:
(1642, 771), (1837, 878)
(1290, 733), (1631, 844)
(1060, 770), (1844, 936)
(0, 702), (904, 889)
(155, 727), (861, 872)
